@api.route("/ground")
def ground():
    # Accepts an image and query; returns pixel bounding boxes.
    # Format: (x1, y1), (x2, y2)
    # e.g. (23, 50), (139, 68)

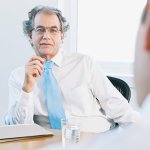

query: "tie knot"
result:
(44, 61), (54, 69)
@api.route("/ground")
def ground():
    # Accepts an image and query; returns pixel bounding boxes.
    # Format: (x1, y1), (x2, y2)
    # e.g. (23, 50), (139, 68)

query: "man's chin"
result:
(39, 52), (58, 60)
(39, 50), (52, 56)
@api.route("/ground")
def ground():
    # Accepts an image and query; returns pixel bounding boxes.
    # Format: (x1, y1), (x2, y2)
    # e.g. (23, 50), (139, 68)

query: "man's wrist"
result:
(22, 84), (33, 93)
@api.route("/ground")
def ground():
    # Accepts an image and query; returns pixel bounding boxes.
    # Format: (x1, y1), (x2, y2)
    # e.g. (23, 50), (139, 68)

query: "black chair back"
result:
(107, 76), (131, 102)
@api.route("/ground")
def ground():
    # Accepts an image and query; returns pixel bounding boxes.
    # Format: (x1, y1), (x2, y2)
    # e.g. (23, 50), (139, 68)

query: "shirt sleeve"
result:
(88, 57), (141, 124)
(5, 69), (34, 125)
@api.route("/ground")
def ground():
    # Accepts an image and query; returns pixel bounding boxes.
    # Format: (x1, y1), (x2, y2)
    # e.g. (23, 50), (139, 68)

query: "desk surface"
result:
(0, 129), (93, 150)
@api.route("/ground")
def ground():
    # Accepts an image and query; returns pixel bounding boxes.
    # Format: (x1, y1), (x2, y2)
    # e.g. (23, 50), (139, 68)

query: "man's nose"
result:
(43, 30), (51, 39)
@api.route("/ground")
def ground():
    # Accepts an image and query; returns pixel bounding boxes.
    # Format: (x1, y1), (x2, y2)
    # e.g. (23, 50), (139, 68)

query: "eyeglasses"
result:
(32, 26), (61, 36)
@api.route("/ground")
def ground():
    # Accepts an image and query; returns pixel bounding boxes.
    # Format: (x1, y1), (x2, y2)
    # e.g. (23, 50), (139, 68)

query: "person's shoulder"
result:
(8, 66), (25, 84)
(62, 52), (93, 63)
(10, 66), (25, 78)
(11, 66), (24, 74)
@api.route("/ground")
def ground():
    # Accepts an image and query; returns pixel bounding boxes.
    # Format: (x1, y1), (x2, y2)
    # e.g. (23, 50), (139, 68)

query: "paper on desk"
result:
(0, 124), (53, 143)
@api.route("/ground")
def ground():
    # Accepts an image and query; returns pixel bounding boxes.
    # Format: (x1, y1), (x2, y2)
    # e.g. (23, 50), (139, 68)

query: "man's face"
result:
(30, 12), (64, 60)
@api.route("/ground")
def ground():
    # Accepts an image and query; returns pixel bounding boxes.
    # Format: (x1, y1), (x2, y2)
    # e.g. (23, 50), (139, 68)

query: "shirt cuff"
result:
(18, 90), (34, 107)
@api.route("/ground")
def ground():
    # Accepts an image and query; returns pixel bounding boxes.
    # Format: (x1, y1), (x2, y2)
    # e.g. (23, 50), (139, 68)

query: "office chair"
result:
(107, 76), (131, 129)
(107, 76), (131, 102)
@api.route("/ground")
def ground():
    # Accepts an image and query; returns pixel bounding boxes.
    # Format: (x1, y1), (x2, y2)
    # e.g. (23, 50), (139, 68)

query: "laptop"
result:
(0, 124), (53, 142)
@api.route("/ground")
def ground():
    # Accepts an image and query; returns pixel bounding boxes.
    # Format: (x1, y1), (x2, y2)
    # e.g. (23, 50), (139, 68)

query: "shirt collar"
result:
(51, 50), (62, 67)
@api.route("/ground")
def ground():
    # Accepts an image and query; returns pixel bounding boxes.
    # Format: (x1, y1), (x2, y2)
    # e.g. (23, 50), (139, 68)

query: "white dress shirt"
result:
(5, 51), (140, 133)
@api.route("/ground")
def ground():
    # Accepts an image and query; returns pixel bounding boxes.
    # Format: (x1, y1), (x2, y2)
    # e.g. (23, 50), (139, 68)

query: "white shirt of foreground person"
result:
(91, 122), (150, 150)
(141, 93), (150, 117)
(5, 51), (140, 133)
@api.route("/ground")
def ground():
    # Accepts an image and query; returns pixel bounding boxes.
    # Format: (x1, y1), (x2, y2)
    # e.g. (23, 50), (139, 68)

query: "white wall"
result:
(0, 0), (58, 124)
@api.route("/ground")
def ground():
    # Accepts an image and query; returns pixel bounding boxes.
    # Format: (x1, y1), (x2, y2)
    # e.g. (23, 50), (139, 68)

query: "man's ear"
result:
(144, 25), (150, 51)
(29, 33), (34, 47)
(144, 2), (150, 51)
(29, 32), (32, 40)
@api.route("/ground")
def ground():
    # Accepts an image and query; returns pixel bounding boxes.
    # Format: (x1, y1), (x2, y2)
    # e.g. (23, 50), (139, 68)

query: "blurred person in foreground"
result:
(5, 5), (140, 133)
(135, 0), (150, 116)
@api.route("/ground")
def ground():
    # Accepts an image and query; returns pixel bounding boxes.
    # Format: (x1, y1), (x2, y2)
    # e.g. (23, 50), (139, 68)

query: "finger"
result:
(32, 68), (40, 78)
(29, 55), (45, 64)
(28, 60), (44, 71)
(25, 62), (43, 77)
(32, 64), (43, 76)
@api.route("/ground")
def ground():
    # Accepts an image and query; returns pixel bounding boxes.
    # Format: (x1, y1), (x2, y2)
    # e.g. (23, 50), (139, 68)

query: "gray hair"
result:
(23, 5), (70, 38)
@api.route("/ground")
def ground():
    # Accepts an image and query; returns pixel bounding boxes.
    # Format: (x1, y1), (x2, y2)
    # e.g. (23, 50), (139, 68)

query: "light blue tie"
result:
(44, 61), (66, 129)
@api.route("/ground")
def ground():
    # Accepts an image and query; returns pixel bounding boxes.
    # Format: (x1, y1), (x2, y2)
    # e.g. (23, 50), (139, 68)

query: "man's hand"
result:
(22, 56), (45, 93)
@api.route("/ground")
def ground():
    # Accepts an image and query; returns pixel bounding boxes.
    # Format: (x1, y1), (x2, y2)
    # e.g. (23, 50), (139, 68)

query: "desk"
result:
(0, 129), (93, 150)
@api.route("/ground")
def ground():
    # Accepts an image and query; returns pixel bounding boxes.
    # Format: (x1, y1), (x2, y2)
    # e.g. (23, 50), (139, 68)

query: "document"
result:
(0, 124), (53, 142)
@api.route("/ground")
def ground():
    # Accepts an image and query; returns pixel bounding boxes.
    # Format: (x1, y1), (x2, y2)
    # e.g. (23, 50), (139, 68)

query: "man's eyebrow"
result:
(34, 25), (44, 28)
(35, 25), (59, 29)
(50, 26), (59, 29)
